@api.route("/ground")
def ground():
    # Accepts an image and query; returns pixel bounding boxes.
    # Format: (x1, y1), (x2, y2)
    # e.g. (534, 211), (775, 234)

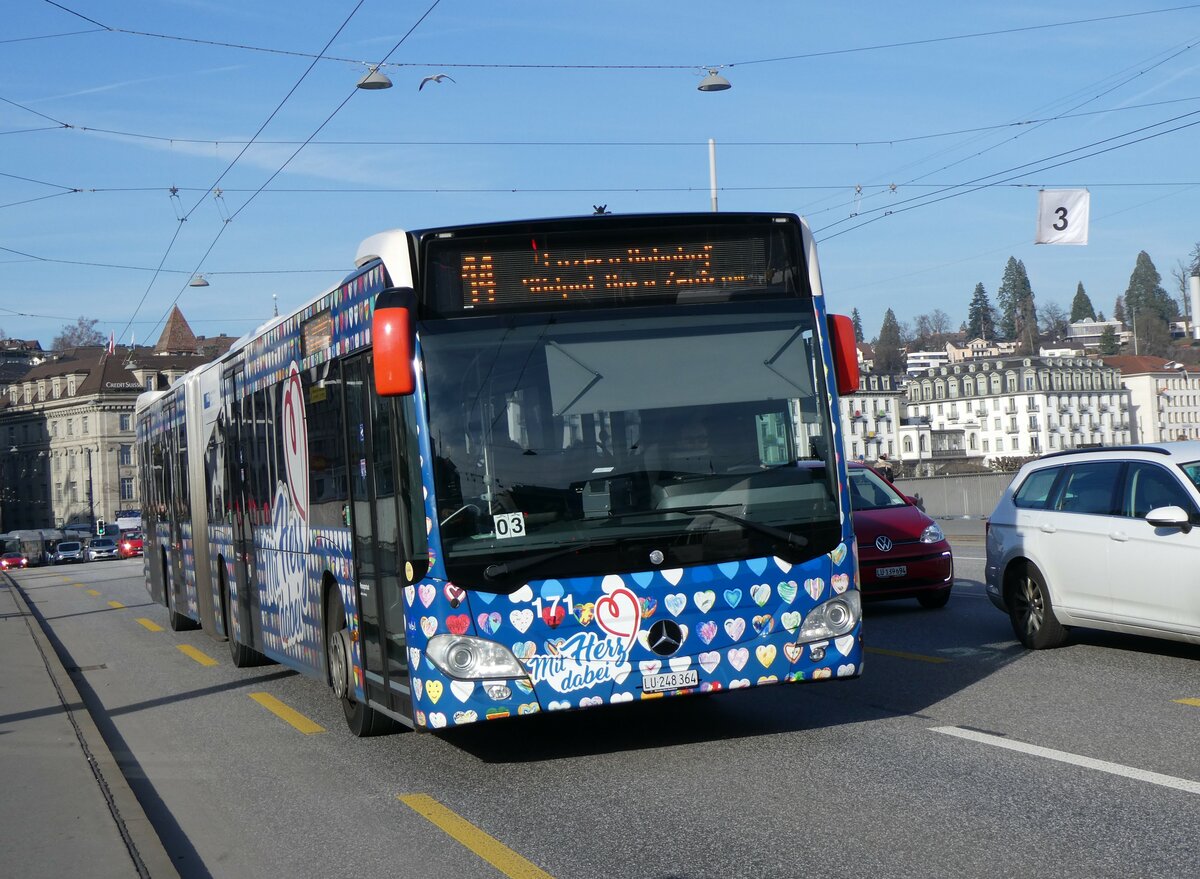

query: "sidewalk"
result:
(0, 573), (177, 879)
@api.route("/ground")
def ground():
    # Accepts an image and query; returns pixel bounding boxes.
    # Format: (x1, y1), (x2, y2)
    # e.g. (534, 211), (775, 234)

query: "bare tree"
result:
(1038, 302), (1070, 341)
(51, 317), (105, 351)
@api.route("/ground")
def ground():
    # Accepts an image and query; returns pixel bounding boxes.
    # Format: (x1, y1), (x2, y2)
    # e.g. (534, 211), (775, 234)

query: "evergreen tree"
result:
(1069, 282), (1095, 322)
(997, 257), (1034, 340)
(874, 309), (906, 374)
(851, 308), (864, 342)
(1014, 294), (1040, 355)
(966, 283), (997, 340)
(1098, 325), (1119, 355)
(1113, 297), (1125, 325)
(1125, 250), (1177, 357)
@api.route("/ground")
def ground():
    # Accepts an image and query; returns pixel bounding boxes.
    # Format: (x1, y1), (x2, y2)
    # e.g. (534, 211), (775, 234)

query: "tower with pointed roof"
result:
(156, 305), (199, 354)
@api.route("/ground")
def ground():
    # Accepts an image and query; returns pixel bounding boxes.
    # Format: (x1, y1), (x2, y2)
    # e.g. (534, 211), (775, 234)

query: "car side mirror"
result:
(1145, 505), (1192, 532)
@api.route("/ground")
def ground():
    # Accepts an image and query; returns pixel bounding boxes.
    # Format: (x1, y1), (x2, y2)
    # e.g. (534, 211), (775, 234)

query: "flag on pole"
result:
(1035, 189), (1090, 245)
(106, 331), (116, 355)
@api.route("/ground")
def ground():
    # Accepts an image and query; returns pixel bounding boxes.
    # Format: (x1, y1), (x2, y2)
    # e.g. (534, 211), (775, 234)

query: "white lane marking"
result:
(955, 555), (986, 561)
(932, 726), (1200, 795)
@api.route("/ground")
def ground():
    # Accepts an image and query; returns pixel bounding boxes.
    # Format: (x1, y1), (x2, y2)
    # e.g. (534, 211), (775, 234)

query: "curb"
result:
(7, 575), (180, 879)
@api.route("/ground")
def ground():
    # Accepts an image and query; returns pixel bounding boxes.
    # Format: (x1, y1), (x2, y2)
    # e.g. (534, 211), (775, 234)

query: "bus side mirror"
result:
(827, 313), (860, 396)
(373, 287), (416, 396)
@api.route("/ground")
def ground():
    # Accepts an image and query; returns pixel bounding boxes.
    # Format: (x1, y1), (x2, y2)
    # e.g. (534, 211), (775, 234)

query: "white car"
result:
(86, 537), (119, 561)
(986, 442), (1200, 649)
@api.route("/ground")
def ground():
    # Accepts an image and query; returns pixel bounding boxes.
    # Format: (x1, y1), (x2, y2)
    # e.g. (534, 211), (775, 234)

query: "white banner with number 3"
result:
(1036, 189), (1089, 245)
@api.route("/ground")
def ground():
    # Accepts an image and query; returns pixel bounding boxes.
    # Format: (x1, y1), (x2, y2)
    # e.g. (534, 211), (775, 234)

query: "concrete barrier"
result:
(892, 471), (1017, 519)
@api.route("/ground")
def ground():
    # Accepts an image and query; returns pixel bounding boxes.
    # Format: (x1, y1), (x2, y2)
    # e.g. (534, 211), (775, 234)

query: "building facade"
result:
(0, 309), (234, 532)
(904, 355), (1133, 465)
(1102, 356), (1200, 442)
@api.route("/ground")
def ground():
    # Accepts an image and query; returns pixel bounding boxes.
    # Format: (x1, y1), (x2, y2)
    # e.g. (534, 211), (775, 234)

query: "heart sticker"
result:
(755, 644), (777, 667)
(595, 586), (641, 651)
(698, 620), (718, 644)
(426, 680), (444, 705)
(477, 612), (502, 635)
(727, 647), (750, 671)
(749, 583), (771, 607)
(665, 593), (687, 617)
(774, 557), (793, 574)
(724, 617), (746, 641)
(661, 569), (683, 586)
(694, 590), (716, 613)
(698, 651), (721, 673)
(509, 609), (534, 633)
(446, 613), (470, 635)
(450, 680), (475, 702)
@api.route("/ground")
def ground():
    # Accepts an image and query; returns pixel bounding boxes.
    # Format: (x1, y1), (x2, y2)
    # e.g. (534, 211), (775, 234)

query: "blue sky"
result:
(5, 1), (1200, 349)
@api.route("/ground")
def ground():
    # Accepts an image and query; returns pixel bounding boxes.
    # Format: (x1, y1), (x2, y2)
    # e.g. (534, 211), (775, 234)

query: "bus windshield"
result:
(421, 298), (841, 589)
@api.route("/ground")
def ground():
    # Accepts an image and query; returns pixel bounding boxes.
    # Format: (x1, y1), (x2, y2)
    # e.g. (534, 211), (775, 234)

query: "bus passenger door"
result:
(343, 355), (414, 724)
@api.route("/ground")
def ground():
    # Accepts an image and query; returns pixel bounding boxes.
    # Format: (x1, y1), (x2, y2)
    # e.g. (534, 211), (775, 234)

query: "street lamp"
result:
(697, 69), (732, 91)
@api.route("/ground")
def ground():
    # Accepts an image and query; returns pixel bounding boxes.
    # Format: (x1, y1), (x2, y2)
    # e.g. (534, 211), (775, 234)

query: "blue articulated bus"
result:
(137, 211), (863, 735)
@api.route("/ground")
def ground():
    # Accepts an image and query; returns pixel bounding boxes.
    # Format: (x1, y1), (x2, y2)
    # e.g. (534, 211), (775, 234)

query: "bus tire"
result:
(221, 565), (268, 668)
(325, 589), (397, 737)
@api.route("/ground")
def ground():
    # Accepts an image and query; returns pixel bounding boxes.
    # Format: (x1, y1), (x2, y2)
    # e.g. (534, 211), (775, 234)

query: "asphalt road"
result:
(12, 542), (1199, 879)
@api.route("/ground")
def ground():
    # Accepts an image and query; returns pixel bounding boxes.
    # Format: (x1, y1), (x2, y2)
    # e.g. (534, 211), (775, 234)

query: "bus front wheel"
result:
(324, 590), (396, 737)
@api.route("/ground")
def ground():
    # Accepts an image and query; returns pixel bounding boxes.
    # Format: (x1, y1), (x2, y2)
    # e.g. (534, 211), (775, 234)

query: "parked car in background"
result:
(86, 537), (119, 561)
(118, 530), (144, 559)
(848, 463), (954, 608)
(1, 551), (29, 570)
(986, 442), (1200, 649)
(52, 540), (84, 564)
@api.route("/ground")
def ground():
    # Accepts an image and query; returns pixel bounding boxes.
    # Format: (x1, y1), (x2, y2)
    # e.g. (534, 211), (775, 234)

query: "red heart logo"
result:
(444, 584), (466, 608)
(446, 613), (470, 635)
(595, 587), (640, 649)
(541, 605), (566, 629)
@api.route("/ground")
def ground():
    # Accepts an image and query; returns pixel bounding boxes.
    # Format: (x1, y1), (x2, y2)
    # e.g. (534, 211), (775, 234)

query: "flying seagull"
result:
(418, 73), (456, 91)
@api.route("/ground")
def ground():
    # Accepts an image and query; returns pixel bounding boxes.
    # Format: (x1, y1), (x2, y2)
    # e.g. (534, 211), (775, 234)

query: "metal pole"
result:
(708, 138), (718, 212)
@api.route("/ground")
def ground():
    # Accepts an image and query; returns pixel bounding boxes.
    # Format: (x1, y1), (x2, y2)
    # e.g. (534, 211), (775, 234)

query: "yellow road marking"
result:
(86, 589), (101, 596)
(136, 617), (164, 632)
(108, 600), (124, 609)
(398, 793), (555, 879)
(177, 644), (218, 667)
(1175, 698), (1200, 708)
(248, 692), (325, 734)
(866, 646), (950, 664)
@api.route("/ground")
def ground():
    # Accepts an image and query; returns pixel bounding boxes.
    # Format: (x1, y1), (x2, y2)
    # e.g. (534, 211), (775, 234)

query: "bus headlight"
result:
(797, 592), (861, 642)
(425, 635), (525, 680)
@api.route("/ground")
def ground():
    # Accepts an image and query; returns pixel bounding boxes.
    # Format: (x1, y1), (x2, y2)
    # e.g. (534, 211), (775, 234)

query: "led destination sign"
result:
(437, 230), (791, 312)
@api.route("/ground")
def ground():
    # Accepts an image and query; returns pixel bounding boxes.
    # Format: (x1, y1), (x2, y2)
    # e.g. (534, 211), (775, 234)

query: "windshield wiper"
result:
(483, 539), (621, 581)
(617, 505), (808, 549)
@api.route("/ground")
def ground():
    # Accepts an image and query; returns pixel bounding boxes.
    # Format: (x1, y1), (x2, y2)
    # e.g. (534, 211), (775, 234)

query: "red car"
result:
(1, 551), (29, 570)
(848, 463), (954, 608)
(118, 530), (144, 559)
